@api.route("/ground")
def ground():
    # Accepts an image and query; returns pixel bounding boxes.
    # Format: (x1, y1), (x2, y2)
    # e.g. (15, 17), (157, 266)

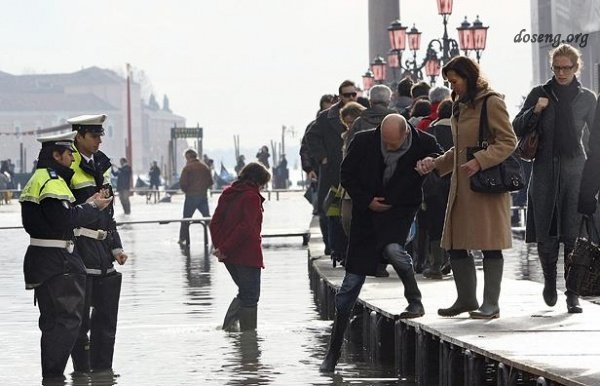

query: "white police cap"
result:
(37, 131), (77, 150)
(67, 114), (107, 134)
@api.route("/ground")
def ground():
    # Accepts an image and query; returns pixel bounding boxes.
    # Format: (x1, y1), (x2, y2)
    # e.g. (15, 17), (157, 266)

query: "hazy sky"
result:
(0, 0), (533, 153)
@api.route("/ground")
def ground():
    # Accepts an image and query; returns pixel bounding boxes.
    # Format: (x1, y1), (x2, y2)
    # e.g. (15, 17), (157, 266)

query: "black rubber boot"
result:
(319, 313), (349, 373)
(438, 256), (479, 316)
(469, 258), (503, 319)
(397, 268), (425, 318)
(238, 306), (257, 331)
(422, 240), (444, 279)
(70, 340), (91, 373)
(90, 273), (122, 371)
(539, 252), (558, 307)
(222, 297), (241, 331)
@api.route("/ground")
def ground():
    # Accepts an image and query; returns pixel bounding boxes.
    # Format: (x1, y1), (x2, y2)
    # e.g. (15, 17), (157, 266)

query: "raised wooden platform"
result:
(308, 218), (600, 385)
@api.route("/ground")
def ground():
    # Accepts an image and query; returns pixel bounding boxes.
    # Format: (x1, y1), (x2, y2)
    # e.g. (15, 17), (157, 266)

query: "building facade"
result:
(0, 67), (185, 176)
(531, 0), (600, 91)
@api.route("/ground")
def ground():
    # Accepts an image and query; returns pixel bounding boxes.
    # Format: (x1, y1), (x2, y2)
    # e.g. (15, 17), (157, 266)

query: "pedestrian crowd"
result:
(299, 45), (600, 372)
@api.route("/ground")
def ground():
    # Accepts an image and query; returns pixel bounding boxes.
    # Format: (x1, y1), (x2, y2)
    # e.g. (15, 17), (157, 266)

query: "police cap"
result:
(37, 131), (77, 151)
(68, 114), (106, 135)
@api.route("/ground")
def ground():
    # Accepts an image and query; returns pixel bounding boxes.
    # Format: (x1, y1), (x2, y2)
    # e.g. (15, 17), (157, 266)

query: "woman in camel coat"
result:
(417, 56), (517, 319)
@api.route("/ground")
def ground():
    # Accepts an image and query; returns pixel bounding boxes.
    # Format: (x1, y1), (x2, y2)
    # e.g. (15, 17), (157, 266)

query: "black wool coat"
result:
(341, 125), (442, 276)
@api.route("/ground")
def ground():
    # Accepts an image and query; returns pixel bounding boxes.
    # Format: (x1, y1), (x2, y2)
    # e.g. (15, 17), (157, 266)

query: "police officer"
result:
(20, 131), (112, 380)
(67, 114), (128, 374)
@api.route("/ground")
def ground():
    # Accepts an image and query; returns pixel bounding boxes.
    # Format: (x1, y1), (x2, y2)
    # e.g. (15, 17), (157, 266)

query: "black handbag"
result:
(466, 95), (526, 193)
(565, 216), (600, 296)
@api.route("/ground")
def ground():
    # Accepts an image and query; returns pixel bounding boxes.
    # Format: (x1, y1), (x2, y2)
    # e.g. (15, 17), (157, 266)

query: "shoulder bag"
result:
(466, 95), (526, 193)
(516, 113), (540, 161)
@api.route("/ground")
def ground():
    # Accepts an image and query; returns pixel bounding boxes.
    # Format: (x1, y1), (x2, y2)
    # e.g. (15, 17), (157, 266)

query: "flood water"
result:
(1, 192), (404, 386)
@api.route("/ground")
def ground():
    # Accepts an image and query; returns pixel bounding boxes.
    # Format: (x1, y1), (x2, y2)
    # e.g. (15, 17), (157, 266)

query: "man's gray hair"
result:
(429, 86), (451, 103)
(369, 84), (392, 105)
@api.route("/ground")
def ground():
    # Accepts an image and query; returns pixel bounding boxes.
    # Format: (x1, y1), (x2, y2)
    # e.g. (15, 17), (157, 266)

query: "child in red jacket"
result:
(210, 162), (271, 331)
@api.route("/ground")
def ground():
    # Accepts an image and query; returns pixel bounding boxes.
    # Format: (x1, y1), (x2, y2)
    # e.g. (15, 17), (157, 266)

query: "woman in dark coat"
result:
(513, 44), (596, 313)
(210, 162), (271, 331)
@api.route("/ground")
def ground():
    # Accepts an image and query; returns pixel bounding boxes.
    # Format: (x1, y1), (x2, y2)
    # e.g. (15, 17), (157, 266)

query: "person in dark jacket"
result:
(513, 44), (596, 313)
(210, 162), (271, 331)
(421, 99), (453, 279)
(178, 148), (214, 245)
(256, 146), (271, 169)
(148, 161), (161, 190)
(578, 97), (600, 216)
(68, 114), (128, 374)
(20, 131), (111, 380)
(319, 114), (442, 373)
(112, 157), (132, 214)
(305, 80), (358, 260)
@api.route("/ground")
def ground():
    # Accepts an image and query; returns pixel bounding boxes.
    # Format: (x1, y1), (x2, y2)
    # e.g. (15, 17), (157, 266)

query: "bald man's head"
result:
(381, 114), (410, 151)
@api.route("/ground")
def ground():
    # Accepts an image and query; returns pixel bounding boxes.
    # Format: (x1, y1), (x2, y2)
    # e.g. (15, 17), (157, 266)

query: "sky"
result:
(0, 0), (533, 159)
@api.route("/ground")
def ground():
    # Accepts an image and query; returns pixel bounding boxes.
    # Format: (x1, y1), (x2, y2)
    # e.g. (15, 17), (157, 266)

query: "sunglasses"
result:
(341, 92), (357, 98)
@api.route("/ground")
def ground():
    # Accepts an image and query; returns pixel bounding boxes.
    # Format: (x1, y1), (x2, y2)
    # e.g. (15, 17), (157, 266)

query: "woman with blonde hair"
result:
(513, 44), (596, 313)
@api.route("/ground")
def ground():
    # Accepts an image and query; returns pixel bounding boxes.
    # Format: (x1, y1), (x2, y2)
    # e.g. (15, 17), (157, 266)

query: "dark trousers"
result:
(117, 190), (131, 215)
(35, 273), (86, 378)
(72, 272), (122, 371)
(224, 263), (261, 307)
(179, 194), (210, 242)
(327, 216), (347, 261)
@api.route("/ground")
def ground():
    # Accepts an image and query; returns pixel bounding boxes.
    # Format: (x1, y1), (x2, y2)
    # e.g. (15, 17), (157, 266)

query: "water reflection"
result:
(224, 331), (273, 386)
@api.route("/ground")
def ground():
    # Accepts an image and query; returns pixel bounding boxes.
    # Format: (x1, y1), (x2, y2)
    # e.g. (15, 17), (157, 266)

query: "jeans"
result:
(179, 194), (210, 242)
(334, 272), (366, 318)
(224, 263), (261, 307)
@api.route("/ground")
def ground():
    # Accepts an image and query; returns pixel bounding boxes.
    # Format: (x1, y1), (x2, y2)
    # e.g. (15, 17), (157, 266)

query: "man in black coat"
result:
(578, 97), (600, 215)
(320, 114), (442, 372)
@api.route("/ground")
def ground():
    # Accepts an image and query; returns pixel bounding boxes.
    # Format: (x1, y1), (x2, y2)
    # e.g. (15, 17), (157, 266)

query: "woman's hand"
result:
(460, 158), (481, 177)
(213, 248), (228, 262)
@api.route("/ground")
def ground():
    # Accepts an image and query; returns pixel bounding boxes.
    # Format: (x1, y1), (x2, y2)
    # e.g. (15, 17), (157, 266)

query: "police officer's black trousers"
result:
(72, 272), (122, 372)
(35, 272), (86, 378)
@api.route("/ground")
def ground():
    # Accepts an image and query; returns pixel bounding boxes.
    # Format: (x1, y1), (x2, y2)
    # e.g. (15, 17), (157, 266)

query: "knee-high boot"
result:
(238, 306), (257, 331)
(539, 252), (558, 307)
(469, 258), (503, 319)
(438, 256), (479, 316)
(222, 297), (241, 331)
(319, 313), (349, 372)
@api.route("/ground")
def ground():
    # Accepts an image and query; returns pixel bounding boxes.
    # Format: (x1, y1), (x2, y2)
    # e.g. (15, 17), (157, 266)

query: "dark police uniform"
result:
(68, 114), (125, 373)
(20, 132), (101, 379)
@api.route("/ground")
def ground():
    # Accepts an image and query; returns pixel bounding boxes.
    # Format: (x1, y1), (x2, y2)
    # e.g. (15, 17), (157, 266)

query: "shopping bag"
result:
(565, 216), (600, 296)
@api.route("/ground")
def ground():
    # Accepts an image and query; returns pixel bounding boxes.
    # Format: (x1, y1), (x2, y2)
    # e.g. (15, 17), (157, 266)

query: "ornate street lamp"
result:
(424, 54), (441, 85)
(471, 15), (489, 63)
(436, 0), (453, 15)
(388, 20), (407, 51)
(362, 69), (375, 92)
(370, 56), (387, 84)
(456, 17), (475, 54)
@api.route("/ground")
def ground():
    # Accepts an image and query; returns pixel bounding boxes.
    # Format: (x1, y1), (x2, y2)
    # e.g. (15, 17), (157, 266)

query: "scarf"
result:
(381, 130), (412, 186)
(552, 76), (580, 157)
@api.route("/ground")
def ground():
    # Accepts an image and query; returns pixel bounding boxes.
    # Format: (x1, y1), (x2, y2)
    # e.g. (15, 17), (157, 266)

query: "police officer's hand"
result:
(369, 197), (392, 212)
(578, 196), (597, 215)
(87, 192), (113, 210)
(115, 252), (128, 265)
(308, 170), (317, 181)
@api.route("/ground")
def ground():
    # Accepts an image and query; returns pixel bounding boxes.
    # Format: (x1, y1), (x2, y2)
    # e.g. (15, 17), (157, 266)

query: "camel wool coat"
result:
(434, 89), (517, 250)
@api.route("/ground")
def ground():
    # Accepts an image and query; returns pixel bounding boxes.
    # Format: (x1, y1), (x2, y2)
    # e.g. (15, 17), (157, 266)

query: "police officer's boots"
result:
(71, 341), (91, 373)
(539, 252), (558, 307)
(90, 273), (122, 371)
(319, 312), (350, 372)
(438, 256), (479, 316)
(222, 297), (241, 331)
(470, 257), (503, 319)
(238, 306), (257, 331)
(398, 268), (425, 318)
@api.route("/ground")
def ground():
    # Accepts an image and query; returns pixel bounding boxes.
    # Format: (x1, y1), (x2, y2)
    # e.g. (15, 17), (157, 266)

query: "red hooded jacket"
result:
(209, 180), (265, 268)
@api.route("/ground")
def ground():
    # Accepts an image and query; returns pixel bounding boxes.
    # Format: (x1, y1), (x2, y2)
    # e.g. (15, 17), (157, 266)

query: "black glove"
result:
(578, 195), (597, 215)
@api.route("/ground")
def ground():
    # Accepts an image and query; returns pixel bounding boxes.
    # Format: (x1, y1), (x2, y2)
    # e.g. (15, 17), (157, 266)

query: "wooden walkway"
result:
(307, 223), (600, 385)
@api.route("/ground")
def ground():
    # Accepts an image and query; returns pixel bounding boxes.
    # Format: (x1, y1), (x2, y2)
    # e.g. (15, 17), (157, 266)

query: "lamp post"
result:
(370, 56), (387, 85)
(381, 0), (488, 84)
(362, 69), (375, 93)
